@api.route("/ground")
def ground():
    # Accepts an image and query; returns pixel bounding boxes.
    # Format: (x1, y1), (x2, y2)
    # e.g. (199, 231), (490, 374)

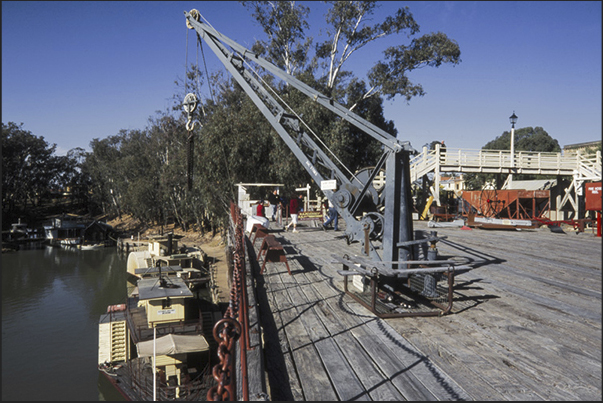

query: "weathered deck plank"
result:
(390, 223), (602, 401)
(288, 249), (445, 402)
(297, 271), (407, 401)
(265, 264), (338, 400)
(249, 220), (601, 401)
(300, 272), (412, 400)
(255, 229), (470, 401)
(255, 252), (305, 401)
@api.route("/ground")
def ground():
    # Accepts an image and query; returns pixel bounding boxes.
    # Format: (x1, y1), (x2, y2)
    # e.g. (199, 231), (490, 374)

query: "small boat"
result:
(58, 237), (82, 246)
(80, 243), (105, 250)
(44, 214), (116, 247)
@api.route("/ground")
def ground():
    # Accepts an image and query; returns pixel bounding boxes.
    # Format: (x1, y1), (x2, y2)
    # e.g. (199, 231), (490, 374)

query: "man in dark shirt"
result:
(268, 189), (279, 221)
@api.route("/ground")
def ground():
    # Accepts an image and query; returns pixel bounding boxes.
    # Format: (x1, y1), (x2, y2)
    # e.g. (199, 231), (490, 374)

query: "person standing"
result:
(285, 194), (302, 233)
(440, 140), (447, 163)
(322, 199), (338, 231)
(277, 194), (287, 224)
(256, 200), (265, 217)
(268, 189), (279, 221)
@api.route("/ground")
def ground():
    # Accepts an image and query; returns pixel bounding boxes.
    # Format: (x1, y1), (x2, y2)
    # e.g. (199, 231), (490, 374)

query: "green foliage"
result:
(3, 2), (462, 233)
(312, 1), (461, 109)
(241, 1), (312, 75)
(3, 123), (55, 208)
(372, 32), (461, 102)
(2, 122), (90, 226)
(483, 126), (561, 153)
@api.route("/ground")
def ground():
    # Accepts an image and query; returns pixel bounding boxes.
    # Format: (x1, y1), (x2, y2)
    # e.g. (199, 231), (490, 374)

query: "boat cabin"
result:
(137, 276), (193, 327)
(126, 237), (208, 290)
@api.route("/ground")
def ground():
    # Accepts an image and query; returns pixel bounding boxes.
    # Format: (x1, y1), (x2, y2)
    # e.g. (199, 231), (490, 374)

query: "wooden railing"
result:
(410, 146), (601, 182)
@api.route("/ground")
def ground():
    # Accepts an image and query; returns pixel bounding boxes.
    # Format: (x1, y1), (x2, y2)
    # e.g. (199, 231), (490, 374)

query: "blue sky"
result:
(2, 1), (601, 156)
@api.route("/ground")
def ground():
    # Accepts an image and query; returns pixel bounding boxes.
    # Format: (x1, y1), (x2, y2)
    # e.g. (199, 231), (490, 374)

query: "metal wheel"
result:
(354, 167), (386, 208)
(480, 188), (500, 217)
(360, 212), (384, 241)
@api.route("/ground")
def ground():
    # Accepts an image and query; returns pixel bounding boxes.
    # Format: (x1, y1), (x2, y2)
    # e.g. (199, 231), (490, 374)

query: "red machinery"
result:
(461, 189), (550, 220)
(585, 182), (602, 237)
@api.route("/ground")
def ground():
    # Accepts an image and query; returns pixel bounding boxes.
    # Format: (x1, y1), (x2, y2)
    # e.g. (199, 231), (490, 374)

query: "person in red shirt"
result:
(285, 194), (302, 233)
(256, 200), (265, 217)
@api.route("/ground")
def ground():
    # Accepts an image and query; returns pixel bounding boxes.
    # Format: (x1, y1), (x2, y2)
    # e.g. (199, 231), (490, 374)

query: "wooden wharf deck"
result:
(247, 220), (601, 401)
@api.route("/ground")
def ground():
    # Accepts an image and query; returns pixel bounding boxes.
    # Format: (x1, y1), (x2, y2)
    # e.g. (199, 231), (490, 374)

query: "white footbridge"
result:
(409, 144), (602, 217)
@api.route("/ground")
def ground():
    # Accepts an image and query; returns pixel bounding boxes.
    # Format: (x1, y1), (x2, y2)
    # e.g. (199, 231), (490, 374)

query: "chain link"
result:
(208, 202), (248, 401)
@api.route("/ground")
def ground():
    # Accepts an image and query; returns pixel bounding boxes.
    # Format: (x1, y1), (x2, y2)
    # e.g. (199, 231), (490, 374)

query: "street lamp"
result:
(508, 111), (518, 189)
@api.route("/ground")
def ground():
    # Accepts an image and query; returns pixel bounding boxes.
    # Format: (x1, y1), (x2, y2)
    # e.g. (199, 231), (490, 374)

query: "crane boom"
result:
(184, 10), (416, 266)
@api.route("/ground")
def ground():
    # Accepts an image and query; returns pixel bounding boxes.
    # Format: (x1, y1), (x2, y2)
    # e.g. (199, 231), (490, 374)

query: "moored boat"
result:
(98, 271), (221, 400)
(44, 214), (116, 247)
(79, 242), (105, 250)
(126, 234), (210, 290)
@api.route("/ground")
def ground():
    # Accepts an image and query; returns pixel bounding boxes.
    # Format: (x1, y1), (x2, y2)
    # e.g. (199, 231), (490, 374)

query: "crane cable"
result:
(184, 24), (199, 190)
(198, 33), (215, 105)
(187, 10), (235, 201)
(240, 55), (362, 186)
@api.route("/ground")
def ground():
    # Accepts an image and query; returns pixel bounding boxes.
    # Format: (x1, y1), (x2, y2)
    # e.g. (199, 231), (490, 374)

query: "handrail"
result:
(410, 147), (601, 181)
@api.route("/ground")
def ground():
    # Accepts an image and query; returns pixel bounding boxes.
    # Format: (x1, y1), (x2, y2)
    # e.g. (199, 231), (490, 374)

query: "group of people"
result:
(255, 190), (302, 233)
(255, 189), (282, 222)
(255, 189), (339, 233)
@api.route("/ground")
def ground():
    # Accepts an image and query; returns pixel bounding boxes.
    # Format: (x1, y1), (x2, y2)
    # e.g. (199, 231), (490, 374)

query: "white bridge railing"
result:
(410, 145), (601, 183)
(409, 145), (601, 218)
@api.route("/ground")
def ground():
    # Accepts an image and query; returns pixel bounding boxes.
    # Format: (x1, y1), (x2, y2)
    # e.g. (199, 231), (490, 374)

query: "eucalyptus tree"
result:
(241, 0), (312, 75)
(235, 1), (461, 184)
(2, 122), (62, 213)
(315, 1), (461, 109)
(85, 135), (126, 218)
(146, 113), (197, 231)
(60, 147), (91, 208)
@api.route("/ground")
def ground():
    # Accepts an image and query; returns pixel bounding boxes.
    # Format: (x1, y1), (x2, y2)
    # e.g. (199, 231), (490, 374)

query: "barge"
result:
(98, 241), (222, 400)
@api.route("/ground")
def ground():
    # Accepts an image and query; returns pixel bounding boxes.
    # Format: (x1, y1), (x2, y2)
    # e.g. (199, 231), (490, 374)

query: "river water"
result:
(2, 243), (130, 401)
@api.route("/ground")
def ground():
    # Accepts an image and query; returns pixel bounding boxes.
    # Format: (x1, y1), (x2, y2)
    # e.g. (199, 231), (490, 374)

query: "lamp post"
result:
(508, 111), (518, 189)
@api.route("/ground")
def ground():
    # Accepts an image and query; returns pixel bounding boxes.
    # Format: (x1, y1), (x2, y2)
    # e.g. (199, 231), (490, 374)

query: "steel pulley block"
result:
(183, 93), (199, 114)
(334, 188), (353, 209)
(186, 9), (200, 29)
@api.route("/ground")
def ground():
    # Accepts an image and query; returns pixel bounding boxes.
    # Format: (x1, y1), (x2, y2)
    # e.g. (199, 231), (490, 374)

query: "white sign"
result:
(321, 180), (337, 190)
(157, 309), (176, 315)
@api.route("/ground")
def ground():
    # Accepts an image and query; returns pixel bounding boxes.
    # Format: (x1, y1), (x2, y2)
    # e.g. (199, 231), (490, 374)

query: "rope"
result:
(185, 27), (189, 93)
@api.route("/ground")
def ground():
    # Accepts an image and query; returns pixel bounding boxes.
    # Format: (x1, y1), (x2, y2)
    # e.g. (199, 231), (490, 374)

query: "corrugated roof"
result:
(510, 179), (556, 190)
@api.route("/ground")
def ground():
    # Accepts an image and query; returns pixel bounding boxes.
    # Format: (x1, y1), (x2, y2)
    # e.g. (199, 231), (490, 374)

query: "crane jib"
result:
(184, 10), (421, 267)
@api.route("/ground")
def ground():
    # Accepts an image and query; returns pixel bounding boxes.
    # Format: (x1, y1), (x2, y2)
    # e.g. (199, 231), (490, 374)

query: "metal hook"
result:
(186, 117), (197, 132)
